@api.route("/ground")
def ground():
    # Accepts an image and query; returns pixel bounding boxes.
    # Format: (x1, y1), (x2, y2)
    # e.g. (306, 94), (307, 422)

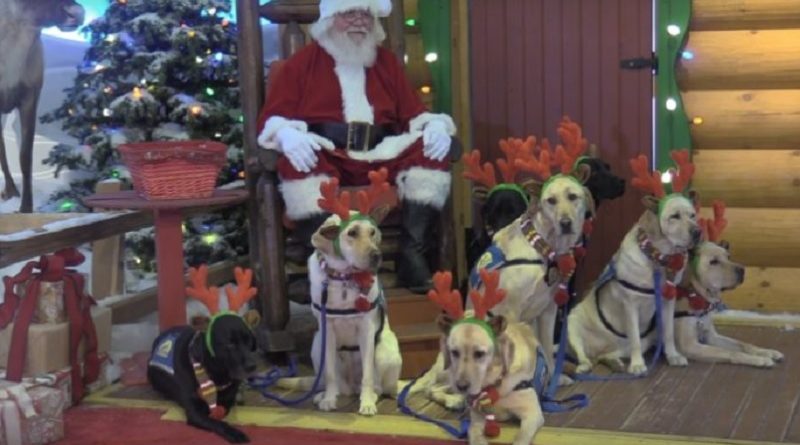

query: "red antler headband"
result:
(700, 200), (727, 243)
(629, 149), (696, 215)
(428, 269), (506, 344)
(514, 116), (588, 192)
(464, 137), (535, 204)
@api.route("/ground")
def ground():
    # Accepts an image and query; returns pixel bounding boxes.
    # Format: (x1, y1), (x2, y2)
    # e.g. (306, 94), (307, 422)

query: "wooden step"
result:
(678, 30), (800, 90)
(702, 207), (800, 268)
(691, 0), (800, 31)
(394, 322), (440, 379)
(683, 89), (800, 149)
(724, 266), (800, 313)
(693, 149), (800, 208)
(386, 289), (440, 327)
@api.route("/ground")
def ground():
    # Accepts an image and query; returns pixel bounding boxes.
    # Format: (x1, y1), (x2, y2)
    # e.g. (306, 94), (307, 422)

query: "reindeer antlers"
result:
(318, 177), (351, 221)
(700, 200), (727, 242)
(555, 117), (588, 174)
(515, 141), (553, 181)
(629, 155), (666, 198)
(497, 136), (535, 183)
(187, 265), (220, 314)
(225, 267), (258, 312)
(669, 149), (695, 193)
(463, 150), (498, 189)
(356, 168), (391, 215)
(469, 269), (506, 321)
(428, 271), (464, 320)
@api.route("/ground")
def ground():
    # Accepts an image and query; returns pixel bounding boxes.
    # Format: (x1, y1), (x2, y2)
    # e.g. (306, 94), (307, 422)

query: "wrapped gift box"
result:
(0, 306), (111, 377)
(0, 381), (66, 445)
(13, 281), (67, 324)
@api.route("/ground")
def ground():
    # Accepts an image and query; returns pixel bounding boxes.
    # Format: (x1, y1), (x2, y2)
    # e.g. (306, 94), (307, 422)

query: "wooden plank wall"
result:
(469, 0), (654, 291)
(681, 0), (800, 312)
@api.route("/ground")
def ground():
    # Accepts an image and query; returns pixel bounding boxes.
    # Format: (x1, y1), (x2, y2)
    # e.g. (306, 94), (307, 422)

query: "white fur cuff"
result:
(396, 167), (451, 209)
(279, 175), (330, 219)
(409, 113), (457, 136)
(258, 116), (308, 151)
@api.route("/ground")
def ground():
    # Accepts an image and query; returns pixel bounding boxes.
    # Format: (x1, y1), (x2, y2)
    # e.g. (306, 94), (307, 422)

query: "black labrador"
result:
(147, 314), (259, 443)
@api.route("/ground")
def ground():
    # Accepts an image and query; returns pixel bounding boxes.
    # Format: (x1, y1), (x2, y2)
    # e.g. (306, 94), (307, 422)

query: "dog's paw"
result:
(628, 359), (647, 376)
(358, 390), (379, 416)
(576, 362), (593, 374)
(755, 348), (784, 362)
(666, 353), (689, 367)
(442, 394), (466, 411)
(221, 426), (250, 444)
(315, 393), (338, 411)
(746, 355), (775, 368)
(558, 374), (575, 386)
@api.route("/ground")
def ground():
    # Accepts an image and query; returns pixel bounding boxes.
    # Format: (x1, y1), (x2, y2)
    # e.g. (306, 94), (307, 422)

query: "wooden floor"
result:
(103, 324), (800, 444)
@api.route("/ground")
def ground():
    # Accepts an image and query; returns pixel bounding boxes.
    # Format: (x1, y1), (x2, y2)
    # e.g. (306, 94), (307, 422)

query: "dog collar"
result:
(205, 311), (239, 358)
(453, 317), (497, 346)
(487, 183), (529, 204)
(333, 213), (377, 257)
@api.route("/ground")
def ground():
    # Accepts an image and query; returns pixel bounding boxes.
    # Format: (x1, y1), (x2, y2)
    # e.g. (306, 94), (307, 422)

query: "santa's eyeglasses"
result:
(336, 9), (374, 23)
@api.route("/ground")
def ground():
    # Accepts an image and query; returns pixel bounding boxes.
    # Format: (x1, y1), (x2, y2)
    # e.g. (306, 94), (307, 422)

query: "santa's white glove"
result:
(422, 119), (451, 162)
(275, 126), (322, 173)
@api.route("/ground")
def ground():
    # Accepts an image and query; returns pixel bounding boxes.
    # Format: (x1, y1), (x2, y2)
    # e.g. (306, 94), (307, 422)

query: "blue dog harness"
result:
(469, 244), (544, 289)
(148, 330), (182, 375)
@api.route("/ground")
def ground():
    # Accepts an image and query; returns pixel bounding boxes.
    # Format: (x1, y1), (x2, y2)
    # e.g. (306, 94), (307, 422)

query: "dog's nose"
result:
(691, 227), (703, 244)
(559, 218), (573, 233)
(369, 251), (381, 268)
(736, 267), (745, 283)
(456, 382), (469, 393)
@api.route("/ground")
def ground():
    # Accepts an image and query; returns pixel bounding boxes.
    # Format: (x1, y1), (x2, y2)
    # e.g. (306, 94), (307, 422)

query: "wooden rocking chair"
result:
(236, 0), (459, 354)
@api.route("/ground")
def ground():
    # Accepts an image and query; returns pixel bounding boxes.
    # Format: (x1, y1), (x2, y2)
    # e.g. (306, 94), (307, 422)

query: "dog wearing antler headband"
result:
(464, 130), (625, 274)
(305, 167), (403, 415)
(147, 265), (260, 443)
(672, 201), (783, 367)
(431, 269), (546, 445)
(567, 150), (702, 376)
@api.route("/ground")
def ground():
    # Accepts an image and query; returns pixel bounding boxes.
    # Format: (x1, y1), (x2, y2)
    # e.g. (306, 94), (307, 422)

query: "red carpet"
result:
(54, 406), (456, 445)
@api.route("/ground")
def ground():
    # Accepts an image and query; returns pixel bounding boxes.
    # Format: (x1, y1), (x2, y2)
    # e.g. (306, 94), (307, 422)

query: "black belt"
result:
(308, 122), (397, 152)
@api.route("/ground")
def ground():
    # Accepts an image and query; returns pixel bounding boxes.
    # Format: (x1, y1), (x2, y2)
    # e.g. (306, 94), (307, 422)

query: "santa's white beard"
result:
(312, 20), (386, 67)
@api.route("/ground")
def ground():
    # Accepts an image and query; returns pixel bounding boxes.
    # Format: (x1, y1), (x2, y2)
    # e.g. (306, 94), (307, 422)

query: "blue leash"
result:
(572, 268), (665, 382)
(397, 373), (470, 439)
(539, 306), (590, 412)
(248, 301), (328, 406)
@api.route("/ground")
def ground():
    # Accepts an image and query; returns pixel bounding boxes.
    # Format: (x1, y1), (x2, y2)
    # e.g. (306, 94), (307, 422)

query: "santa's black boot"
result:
(397, 202), (438, 294)
(286, 213), (329, 263)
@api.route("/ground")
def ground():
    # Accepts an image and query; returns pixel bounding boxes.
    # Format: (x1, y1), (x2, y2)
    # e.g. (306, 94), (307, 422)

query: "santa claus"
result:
(257, 0), (457, 293)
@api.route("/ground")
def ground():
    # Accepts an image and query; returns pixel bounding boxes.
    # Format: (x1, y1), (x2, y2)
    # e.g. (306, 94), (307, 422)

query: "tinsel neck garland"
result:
(636, 228), (687, 299)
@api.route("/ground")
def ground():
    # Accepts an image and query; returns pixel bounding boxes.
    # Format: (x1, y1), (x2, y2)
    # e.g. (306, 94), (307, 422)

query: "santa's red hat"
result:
(318, 0), (392, 20)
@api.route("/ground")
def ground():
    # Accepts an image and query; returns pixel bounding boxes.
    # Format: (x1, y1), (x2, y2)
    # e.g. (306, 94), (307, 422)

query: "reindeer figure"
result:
(0, 0), (84, 212)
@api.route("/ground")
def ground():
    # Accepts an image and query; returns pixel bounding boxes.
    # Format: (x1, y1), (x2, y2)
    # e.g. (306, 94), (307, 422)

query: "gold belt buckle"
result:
(346, 122), (371, 152)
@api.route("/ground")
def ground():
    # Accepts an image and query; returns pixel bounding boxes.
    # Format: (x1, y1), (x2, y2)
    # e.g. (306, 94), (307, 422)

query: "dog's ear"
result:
(639, 207), (662, 237)
(369, 204), (392, 225)
(488, 315), (507, 337)
(243, 309), (261, 329)
(582, 186), (597, 220)
(641, 195), (660, 213)
(437, 313), (454, 334)
(718, 240), (730, 251)
(520, 180), (542, 204)
(498, 336), (516, 376)
(574, 162), (592, 185)
(311, 222), (339, 255)
(440, 335), (451, 370)
(191, 315), (210, 332)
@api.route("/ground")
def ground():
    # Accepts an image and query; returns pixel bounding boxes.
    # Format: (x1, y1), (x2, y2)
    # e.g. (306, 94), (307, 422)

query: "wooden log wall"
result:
(680, 0), (800, 312)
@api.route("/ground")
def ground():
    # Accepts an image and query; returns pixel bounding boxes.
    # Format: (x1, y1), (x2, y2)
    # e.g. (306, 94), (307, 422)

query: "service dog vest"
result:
(148, 330), (183, 375)
(469, 245), (544, 289)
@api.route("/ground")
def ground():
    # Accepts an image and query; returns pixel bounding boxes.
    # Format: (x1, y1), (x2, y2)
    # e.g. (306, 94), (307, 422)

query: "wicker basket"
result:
(119, 140), (227, 200)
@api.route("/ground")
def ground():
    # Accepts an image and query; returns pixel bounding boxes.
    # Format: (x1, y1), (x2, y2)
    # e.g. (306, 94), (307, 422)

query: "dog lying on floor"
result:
(431, 270), (545, 445)
(673, 201), (783, 367)
(305, 170), (402, 415)
(148, 266), (260, 444)
(567, 151), (701, 375)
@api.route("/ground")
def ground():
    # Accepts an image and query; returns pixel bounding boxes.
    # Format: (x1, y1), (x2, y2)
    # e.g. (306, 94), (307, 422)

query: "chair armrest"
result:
(246, 149), (279, 176)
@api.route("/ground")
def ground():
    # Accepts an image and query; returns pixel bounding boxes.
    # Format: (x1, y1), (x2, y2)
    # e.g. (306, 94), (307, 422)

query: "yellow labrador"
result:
(568, 192), (702, 375)
(303, 172), (402, 415)
(674, 219), (783, 366)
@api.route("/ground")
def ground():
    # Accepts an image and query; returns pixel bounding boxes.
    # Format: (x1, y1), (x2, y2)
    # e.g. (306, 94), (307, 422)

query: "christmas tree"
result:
(41, 0), (247, 270)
